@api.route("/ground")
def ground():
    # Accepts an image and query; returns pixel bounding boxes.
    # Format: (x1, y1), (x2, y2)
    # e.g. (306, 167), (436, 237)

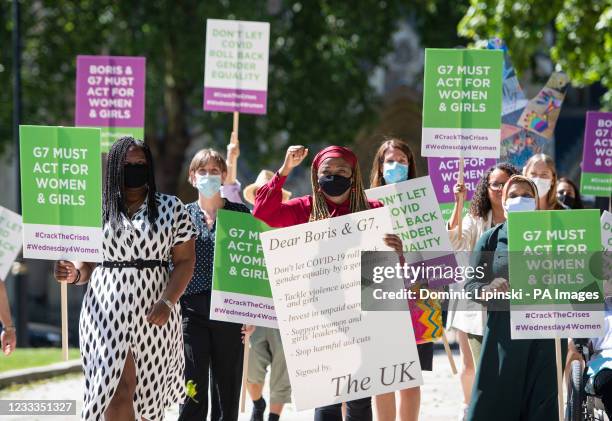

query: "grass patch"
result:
(0, 348), (80, 373)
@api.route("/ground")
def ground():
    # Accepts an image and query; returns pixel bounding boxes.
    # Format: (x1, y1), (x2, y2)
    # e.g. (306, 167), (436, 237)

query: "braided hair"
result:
(103, 137), (159, 231)
(468, 162), (520, 219)
(308, 159), (370, 222)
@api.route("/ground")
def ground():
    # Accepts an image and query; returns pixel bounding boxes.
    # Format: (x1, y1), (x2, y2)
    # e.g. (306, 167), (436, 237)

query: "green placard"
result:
(439, 201), (471, 223)
(19, 125), (102, 227)
(508, 209), (603, 306)
(100, 127), (144, 153)
(423, 49), (503, 130)
(581, 172), (612, 197)
(212, 209), (272, 298)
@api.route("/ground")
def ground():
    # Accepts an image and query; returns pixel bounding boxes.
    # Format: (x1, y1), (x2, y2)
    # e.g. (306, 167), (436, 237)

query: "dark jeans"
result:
(178, 293), (243, 421)
(314, 398), (372, 421)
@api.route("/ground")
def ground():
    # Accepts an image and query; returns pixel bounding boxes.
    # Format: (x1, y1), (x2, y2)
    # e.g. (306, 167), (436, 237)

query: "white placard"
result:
(366, 177), (457, 289)
(603, 211), (612, 252)
(0, 206), (22, 280)
(260, 207), (423, 410)
(204, 19), (270, 115)
(365, 177), (453, 255)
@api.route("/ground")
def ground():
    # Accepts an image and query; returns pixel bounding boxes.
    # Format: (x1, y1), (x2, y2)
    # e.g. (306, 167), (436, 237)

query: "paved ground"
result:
(0, 348), (463, 421)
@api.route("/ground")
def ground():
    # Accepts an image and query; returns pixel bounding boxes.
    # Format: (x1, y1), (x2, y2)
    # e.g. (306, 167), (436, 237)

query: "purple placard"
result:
(582, 111), (612, 174)
(427, 157), (497, 204)
(75, 55), (146, 128)
(203, 87), (267, 115)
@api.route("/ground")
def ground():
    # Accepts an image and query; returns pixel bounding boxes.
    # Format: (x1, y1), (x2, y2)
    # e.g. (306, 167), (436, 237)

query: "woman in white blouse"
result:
(445, 162), (519, 419)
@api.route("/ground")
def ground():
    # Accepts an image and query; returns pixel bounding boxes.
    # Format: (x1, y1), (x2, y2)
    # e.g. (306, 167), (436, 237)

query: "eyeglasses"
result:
(488, 182), (505, 191)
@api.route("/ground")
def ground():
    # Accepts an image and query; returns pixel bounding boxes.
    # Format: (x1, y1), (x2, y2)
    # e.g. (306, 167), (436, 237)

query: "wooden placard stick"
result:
(61, 282), (69, 361)
(457, 157), (465, 241)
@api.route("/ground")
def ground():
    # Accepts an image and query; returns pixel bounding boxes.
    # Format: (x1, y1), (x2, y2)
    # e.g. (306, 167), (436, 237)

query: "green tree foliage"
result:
(0, 0), (409, 193)
(458, 0), (612, 108)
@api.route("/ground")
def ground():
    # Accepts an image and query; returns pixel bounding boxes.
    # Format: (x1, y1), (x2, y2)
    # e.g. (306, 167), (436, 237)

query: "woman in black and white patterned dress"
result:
(54, 137), (197, 421)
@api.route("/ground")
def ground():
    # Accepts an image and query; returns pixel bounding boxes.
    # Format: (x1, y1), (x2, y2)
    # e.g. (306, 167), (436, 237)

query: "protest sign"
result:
(500, 72), (569, 168)
(260, 207), (423, 410)
(75, 55), (146, 152)
(603, 211), (612, 297)
(485, 39), (569, 168)
(603, 211), (612, 251)
(580, 112), (612, 196)
(421, 48), (503, 158)
(427, 157), (497, 220)
(210, 209), (277, 328)
(487, 38), (528, 116)
(365, 177), (456, 277)
(365, 176), (454, 344)
(517, 75), (567, 140)
(508, 209), (604, 339)
(0, 206), (22, 281)
(20, 125), (103, 262)
(204, 19), (270, 115)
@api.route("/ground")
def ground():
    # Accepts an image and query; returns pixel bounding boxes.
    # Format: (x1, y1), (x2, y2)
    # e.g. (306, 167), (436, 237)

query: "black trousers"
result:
(178, 293), (243, 421)
(314, 398), (372, 421)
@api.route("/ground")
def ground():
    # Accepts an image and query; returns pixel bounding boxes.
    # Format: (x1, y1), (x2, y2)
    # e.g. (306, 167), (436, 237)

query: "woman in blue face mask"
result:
(464, 175), (562, 420)
(369, 137), (434, 421)
(369, 137), (416, 188)
(179, 148), (255, 421)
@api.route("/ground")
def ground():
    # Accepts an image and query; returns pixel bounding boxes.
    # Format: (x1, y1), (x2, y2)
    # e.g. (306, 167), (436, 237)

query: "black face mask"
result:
(557, 193), (575, 209)
(124, 164), (149, 188)
(318, 174), (352, 197)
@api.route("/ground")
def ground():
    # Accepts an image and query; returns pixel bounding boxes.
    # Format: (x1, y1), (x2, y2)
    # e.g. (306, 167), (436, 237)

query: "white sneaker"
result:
(458, 403), (469, 421)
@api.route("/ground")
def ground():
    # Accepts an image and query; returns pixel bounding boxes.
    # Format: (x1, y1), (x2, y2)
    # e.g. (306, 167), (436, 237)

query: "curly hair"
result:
(469, 162), (520, 218)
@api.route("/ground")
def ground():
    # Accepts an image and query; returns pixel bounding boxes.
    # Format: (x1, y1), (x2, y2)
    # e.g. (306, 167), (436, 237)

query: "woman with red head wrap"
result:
(253, 145), (380, 225)
(254, 145), (402, 421)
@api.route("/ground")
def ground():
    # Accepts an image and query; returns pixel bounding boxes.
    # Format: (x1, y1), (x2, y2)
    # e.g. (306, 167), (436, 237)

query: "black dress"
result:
(465, 222), (560, 421)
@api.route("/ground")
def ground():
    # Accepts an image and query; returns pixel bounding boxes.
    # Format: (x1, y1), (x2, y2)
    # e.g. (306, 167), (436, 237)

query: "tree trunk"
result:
(151, 41), (192, 196)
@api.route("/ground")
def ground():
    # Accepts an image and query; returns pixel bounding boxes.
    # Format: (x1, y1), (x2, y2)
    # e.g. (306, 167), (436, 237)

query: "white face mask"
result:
(530, 177), (551, 198)
(503, 196), (537, 213)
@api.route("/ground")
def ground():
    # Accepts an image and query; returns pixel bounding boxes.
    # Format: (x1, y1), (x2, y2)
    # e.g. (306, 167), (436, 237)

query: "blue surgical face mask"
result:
(195, 174), (222, 198)
(503, 196), (536, 213)
(383, 162), (409, 184)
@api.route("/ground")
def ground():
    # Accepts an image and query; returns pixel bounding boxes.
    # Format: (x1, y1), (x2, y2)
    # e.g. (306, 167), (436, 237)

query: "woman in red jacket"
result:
(253, 144), (402, 421)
